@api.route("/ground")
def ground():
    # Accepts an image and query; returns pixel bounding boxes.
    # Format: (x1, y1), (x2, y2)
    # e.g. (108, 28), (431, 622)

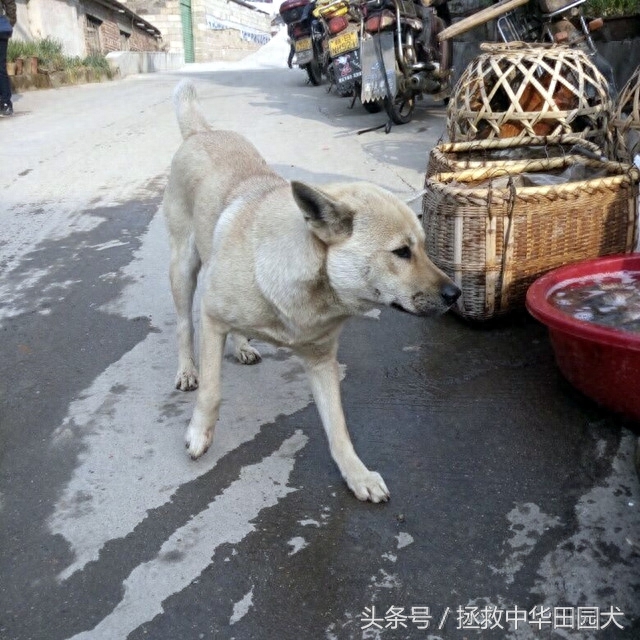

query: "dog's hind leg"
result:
(185, 311), (227, 458)
(302, 346), (390, 503)
(169, 234), (201, 391)
(231, 333), (261, 365)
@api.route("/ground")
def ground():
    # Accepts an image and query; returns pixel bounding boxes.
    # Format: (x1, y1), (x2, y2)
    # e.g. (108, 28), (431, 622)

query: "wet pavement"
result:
(0, 63), (639, 640)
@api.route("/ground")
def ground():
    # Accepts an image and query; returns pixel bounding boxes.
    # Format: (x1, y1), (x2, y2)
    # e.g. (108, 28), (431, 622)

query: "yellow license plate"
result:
(295, 37), (312, 52)
(328, 31), (359, 57)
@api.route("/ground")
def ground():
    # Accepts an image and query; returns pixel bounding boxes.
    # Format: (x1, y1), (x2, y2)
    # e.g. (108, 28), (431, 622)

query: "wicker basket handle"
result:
(478, 41), (557, 53)
(498, 178), (518, 311)
(435, 135), (604, 158)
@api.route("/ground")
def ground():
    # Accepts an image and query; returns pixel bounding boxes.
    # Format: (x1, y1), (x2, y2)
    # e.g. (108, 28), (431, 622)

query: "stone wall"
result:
(120, 0), (184, 54)
(196, 0), (271, 61)
(123, 0), (272, 61)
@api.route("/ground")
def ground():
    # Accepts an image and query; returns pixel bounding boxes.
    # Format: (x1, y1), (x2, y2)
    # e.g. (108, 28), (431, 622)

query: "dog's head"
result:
(291, 181), (460, 316)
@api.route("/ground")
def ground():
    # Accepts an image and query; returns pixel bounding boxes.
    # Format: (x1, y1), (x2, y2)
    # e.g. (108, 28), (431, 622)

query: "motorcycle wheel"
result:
(335, 79), (354, 97)
(305, 59), (322, 86)
(352, 81), (382, 113)
(362, 100), (383, 114)
(384, 93), (415, 125)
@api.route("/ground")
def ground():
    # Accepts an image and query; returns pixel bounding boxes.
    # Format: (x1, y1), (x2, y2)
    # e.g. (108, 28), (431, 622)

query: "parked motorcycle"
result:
(358, 0), (453, 126)
(311, 0), (384, 111)
(280, 0), (328, 85)
(313, 0), (362, 94)
(437, 0), (614, 91)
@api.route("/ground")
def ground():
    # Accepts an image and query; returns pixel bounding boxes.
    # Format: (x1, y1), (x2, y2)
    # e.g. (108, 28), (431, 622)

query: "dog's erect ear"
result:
(291, 181), (353, 244)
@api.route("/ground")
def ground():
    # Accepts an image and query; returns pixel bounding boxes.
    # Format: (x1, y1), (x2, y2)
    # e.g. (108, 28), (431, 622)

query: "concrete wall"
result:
(106, 49), (185, 75)
(11, 1), (33, 41)
(12, 0), (86, 56)
(592, 18), (640, 92)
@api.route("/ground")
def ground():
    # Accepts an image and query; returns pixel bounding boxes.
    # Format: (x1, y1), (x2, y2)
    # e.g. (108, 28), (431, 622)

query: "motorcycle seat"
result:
(280, 0), (311, 14)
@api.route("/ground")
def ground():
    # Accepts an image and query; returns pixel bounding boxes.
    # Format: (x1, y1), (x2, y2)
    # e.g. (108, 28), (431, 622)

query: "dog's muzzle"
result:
(399, 282), (461, 316)
(441, 282), (461, 308)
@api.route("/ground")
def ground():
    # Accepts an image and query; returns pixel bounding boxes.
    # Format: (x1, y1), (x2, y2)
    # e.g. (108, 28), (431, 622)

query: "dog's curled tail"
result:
(173, 80), (210, 139)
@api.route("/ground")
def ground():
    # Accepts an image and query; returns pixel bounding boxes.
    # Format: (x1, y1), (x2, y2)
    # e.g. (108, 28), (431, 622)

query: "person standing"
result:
(0, 0), (16, 117)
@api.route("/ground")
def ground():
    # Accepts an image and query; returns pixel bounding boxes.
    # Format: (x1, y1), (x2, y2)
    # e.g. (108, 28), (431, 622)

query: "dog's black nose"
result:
(441, 282), (461, 306)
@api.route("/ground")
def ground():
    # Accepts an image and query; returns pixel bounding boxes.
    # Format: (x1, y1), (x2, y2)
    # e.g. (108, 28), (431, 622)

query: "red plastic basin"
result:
(526, 253), (640, 422)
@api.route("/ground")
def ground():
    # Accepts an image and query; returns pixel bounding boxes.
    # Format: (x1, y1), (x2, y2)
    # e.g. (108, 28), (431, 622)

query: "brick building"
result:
(82, 0), (162, 55)
(12, 0), (162, 58)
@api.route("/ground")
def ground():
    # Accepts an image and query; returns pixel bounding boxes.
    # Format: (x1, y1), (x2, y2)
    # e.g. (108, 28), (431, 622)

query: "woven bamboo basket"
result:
(422, 157), (639, 321)
(612, 65), (640, 164)
(426, 135), (603, 176)
(447, 43), (613, 156)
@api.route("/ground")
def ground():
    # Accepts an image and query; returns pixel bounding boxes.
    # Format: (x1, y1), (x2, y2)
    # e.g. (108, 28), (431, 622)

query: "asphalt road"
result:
(1, 62), (639, 640)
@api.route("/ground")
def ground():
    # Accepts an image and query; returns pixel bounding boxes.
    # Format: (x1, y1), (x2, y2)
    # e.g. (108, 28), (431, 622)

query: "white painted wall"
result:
(12, 0), (86, 56)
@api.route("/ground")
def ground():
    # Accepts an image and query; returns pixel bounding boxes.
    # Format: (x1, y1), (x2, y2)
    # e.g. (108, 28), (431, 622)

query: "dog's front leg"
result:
(185, 311), (227, 459)
(169, 237), (201, 391)
(231, 332), (262, 365)
(302, 351), (390, 503)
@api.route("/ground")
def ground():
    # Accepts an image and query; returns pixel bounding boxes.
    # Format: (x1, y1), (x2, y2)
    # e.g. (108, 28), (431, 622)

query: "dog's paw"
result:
(175, 366), (199, 391)
(235, 343), (262, 365)
(185, 423), (213, 459)
(346, 470), (390, 503)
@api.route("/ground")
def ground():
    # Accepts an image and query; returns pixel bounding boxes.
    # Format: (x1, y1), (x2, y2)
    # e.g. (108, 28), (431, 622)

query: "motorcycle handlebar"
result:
(437, 0), (528, 41)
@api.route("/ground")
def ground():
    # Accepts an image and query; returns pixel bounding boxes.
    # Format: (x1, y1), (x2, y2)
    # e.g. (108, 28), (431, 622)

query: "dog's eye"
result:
(392, 246), (412, 260)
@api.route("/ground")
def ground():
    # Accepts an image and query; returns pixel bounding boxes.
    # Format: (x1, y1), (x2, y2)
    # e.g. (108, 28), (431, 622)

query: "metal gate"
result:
(180, 0), (195, 63)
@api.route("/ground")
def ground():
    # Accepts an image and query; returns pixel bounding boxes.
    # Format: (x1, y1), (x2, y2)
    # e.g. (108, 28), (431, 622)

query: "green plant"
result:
(6, 39), (38, 62)
(65, 56), (85, 69)
(83, 54), (112, 76)
(585, 0), (640, 16)
(7, 36), (113, 78)
(35, 37), (66, 72)
(36, 36), (64, 58)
